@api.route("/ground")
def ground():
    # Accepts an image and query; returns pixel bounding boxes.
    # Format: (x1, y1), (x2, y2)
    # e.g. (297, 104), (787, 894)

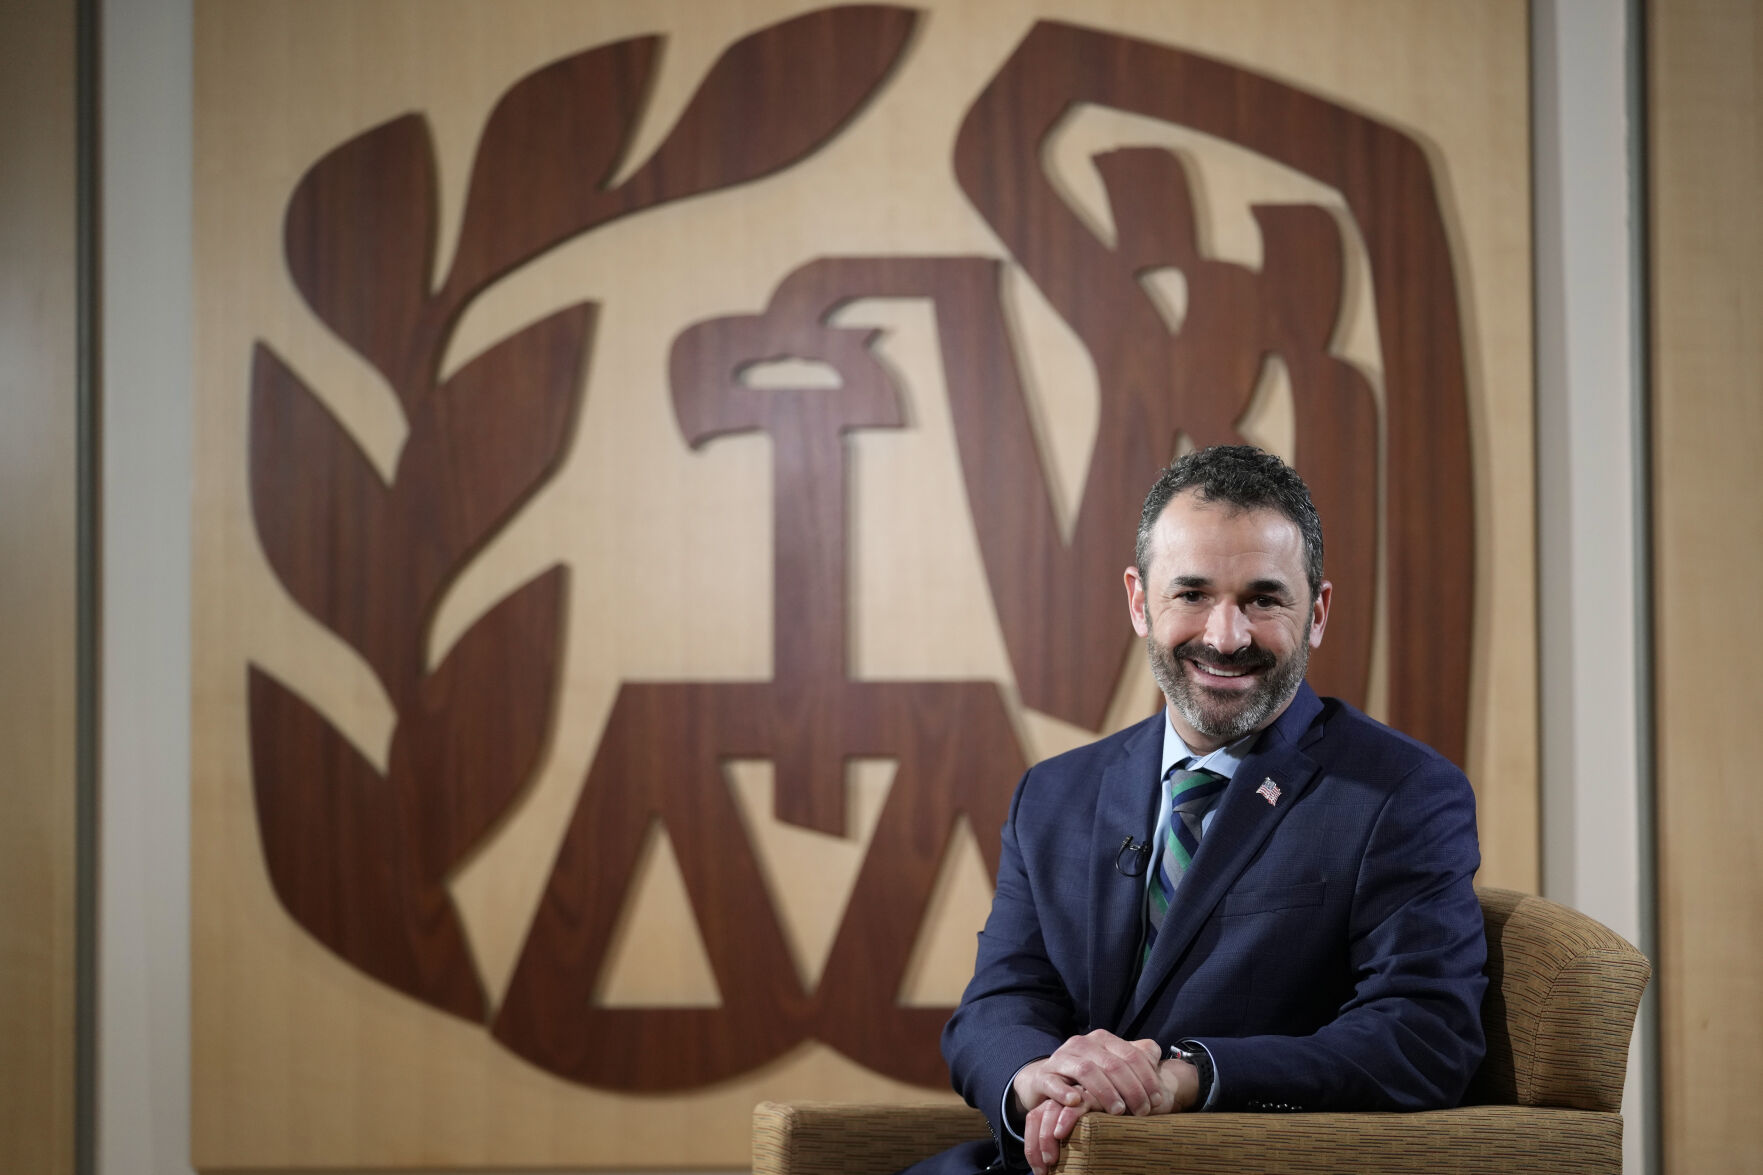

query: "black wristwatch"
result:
(1168, 1040), (1214, 1109)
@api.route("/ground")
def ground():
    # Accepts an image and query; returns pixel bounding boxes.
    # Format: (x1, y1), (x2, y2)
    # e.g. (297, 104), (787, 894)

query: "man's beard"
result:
(1146, 635), (1309, 744)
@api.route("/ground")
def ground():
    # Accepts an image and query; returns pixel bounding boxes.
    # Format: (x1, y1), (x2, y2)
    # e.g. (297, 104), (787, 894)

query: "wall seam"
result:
(75, 0), (102, 1171)
(1624, 2), (1661, 1173)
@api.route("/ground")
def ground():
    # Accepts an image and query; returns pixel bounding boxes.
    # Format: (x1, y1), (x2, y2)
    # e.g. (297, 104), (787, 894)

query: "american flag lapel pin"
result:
(1256, 778), (1282, 806)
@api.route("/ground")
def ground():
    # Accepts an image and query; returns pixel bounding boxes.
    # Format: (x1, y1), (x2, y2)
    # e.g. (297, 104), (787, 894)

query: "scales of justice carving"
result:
(245, 7), (1472, 1090)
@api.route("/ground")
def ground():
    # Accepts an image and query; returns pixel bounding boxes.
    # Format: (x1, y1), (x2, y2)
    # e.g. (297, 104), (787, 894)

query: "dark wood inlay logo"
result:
(245, 10), (1472, 1090)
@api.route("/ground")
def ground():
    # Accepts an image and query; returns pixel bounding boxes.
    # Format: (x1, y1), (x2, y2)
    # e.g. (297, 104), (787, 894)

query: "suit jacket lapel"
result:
(1121, 684), (1327, 1034)
(1084, 713), (1163, 1033)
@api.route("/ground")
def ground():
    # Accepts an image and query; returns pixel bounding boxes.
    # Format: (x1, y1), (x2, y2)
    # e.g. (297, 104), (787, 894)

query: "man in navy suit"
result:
(919, 446), (1486, 1175)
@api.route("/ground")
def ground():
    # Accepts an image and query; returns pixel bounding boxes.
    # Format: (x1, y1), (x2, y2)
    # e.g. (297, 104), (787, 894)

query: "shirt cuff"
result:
(1001, 1059), (1044, 1140)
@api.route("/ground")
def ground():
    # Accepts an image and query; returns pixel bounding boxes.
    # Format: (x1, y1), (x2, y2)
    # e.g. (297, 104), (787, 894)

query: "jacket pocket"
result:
(1219, 880), (1326, 916)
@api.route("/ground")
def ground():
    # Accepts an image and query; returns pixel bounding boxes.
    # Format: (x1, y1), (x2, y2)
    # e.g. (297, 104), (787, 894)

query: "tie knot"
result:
(1165, 765), (1227, 812)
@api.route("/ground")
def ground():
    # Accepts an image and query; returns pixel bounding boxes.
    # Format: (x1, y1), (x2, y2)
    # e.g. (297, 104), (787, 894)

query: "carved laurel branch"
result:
(247, 6), (917, 1021)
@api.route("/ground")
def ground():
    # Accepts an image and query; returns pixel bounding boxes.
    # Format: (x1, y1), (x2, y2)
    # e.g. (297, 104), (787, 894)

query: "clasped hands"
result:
(1010, 1029), (1200, 1175)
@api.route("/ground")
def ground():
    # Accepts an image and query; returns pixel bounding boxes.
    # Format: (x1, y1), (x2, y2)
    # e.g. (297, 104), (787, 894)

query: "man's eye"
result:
(1176, 591), (1206, 604)
(1252, 596), (1281, 609)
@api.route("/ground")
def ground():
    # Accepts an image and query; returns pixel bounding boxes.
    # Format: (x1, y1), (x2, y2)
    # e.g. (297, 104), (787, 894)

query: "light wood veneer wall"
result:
(1649, 2), (1763, 1171)
(187, 3), (1535, 1168)
(0, 1), (81, 1173)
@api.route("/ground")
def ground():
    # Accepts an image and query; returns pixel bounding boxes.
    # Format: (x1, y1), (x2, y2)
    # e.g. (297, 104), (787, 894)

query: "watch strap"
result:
(1169, 1039), (1215, 1109)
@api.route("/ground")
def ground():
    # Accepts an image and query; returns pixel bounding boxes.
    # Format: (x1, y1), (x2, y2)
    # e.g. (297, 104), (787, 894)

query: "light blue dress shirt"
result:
(1143, 711), (1261, 1110)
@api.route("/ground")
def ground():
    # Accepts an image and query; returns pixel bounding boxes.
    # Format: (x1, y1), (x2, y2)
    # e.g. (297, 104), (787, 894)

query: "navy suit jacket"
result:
(936, 682), (1486, 1168)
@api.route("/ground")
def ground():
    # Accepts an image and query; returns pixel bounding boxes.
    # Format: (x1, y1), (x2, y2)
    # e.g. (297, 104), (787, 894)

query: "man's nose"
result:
(1203, 602), (1251, 653)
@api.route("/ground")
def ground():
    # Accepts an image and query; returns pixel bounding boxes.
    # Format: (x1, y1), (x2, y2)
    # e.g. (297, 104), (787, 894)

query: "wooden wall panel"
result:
(193, 1), (1533, 1167)
(0, 1), (79, 1173)
(1649, 2), (1763, 1171)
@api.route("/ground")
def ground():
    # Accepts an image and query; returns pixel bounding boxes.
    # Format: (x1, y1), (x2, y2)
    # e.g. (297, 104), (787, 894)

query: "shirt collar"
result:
(1159, 708), (1260, 782)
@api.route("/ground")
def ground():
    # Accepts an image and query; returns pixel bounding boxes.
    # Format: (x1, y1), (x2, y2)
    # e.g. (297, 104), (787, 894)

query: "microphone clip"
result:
(1115, 834), (1151, 877)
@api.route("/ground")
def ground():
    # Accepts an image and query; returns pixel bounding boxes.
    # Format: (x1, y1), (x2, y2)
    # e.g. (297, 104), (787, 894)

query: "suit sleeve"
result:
(1190, 757), (1487, 1111)
(940, 768), (1081, 1157)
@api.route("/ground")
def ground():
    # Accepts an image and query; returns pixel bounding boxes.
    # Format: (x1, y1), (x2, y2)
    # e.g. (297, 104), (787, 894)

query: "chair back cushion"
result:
(1468, 887), (1650, 1112)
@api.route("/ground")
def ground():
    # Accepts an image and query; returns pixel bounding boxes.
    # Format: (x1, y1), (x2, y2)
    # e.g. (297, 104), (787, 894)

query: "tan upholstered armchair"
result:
(752, 887), (1650, 1175)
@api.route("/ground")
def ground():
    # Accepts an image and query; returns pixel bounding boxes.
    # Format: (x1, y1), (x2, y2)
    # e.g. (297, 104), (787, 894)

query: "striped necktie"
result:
(1143, 764), (1228, 959)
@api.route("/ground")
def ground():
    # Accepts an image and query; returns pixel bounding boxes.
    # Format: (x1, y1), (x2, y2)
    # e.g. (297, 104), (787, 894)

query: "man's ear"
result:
(1124, 565), (1151, 637)
(1309, 580), (1333, 648)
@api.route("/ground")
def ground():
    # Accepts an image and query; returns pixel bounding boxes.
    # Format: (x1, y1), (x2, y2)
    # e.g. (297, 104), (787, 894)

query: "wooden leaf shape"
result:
(952, 18), (1472, 760)
(250, 344), (411, 692)
(393, 303), (592, 610)
(284, 113), (438, 397)
(447, 37), (661, 295)
(249, 665), (486, 1020)
(617, 6), (916, 206)
(389, 565), (568, 885)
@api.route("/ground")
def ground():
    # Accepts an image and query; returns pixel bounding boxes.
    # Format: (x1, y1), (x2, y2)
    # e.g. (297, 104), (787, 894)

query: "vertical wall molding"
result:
(98, 0), (193, 1172)
(1532, 2), (1654, 1172)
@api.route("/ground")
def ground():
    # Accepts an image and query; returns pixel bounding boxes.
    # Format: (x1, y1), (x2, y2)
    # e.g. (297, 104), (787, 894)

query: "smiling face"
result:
(1125, 489), (1331, 753)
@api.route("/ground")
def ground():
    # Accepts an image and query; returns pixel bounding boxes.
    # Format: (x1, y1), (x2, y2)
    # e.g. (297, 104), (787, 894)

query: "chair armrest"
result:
(752, 1101), (989, 1175)
(1473, 887), (1651, 1112)
(1059, 1106), (1622, 1175)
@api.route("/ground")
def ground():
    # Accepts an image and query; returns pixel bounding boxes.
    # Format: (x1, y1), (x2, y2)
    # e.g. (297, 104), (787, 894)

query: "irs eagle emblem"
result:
(244, 8), (1472, 1090)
